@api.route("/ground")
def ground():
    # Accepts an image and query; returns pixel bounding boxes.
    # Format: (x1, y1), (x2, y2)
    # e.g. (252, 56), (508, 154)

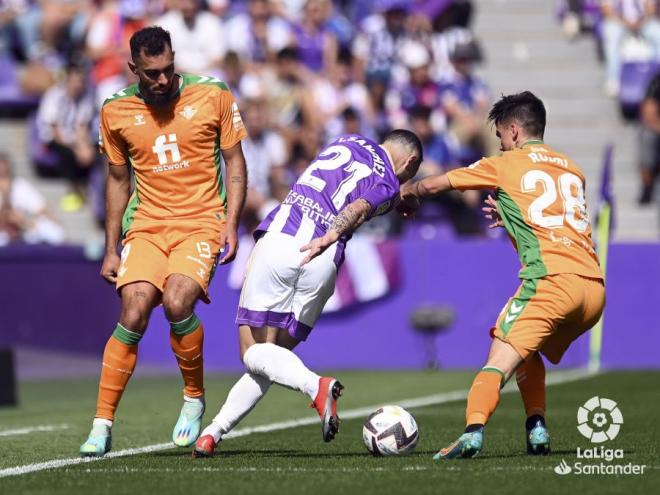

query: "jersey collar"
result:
(521, 139), (544, 148)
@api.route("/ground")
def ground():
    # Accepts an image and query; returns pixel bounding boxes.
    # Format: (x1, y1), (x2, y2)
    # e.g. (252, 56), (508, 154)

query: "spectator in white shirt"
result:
(601, 0), (660, 96)
(36, 62), (95, 212)
(0, 153), (66, 246)
(240, 98), (289, 230)
(157, 0), (226, 77)
(224, 0), (291, 65)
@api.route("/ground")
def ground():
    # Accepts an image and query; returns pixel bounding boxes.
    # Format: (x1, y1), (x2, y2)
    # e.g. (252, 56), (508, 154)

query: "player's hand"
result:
(299, 234), (334, 266)
(100, 252), (121, 284)
(397, 183), (421, 219)
(219, 226), (239, 264)
(482, 194), (503, 229)
(396, 195), (420, 219)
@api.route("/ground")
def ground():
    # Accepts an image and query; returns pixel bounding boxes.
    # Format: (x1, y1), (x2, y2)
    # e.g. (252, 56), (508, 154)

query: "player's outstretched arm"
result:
(397, 174), (453, 218)
(402, 173), (453, 199)
(220, 142), (248, 264)
(101, 164), (130, 284)
(299, 198), (371, 265)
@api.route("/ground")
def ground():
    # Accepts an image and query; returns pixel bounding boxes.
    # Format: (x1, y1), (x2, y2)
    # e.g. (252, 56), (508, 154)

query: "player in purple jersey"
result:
(193, 130), (423, 457)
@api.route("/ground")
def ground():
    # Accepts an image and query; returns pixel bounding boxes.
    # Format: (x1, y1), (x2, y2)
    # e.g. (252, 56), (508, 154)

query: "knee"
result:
(239, 341), (255, 364)
(162, 293), (193, 322)
(119, 306), (149, 332)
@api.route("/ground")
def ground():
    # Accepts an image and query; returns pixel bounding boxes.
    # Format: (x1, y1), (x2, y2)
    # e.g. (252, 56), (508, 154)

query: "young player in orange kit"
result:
(79, 26), (248, 457)
(400, 91), (605, 458)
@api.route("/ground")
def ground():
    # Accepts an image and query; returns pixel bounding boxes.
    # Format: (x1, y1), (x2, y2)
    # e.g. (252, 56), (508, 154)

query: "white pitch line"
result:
(0, 369), (597, 479)
(0, 424), (70, 437)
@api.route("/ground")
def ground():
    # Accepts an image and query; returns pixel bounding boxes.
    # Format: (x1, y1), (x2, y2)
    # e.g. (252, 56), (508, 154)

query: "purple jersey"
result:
(256, 134), (400, 265)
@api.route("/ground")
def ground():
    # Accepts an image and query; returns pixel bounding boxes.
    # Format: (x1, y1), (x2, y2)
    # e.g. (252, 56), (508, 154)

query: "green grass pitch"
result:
(0, 371), (658, 494)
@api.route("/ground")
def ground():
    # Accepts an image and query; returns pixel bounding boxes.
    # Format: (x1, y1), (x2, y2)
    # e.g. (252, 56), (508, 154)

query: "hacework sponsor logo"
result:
(553, 396), (646, 476)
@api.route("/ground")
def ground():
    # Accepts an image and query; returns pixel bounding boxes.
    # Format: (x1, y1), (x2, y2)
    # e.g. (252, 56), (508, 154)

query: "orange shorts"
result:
(492, 273), (605, 364)
(116, 223), (224, 301)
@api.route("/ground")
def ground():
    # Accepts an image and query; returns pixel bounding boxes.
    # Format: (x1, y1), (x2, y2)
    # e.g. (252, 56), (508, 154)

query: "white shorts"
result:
(236, 232), (337, 341)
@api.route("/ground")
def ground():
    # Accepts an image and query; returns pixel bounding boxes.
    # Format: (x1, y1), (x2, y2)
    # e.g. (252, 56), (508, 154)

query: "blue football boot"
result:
(172, 396), (205, 447)
(433, 428), (484, 460)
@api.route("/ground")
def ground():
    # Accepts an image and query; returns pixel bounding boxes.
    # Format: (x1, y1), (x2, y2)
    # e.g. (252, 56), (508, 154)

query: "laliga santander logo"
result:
(553, 397), (645, 476)
(577, 396), (623, 443)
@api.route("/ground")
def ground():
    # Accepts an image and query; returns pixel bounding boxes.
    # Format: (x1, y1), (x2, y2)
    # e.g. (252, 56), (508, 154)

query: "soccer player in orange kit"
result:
(399, 91), (605, 459)
(79, 26), (248, 457)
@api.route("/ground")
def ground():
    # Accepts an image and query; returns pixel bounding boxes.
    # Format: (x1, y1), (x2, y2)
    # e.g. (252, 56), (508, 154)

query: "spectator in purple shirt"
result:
(289, 0), (338, 74)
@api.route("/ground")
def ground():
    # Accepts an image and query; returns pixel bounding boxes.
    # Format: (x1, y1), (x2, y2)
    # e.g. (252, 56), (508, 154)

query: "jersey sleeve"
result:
(446, 157), (499, 190)
(359, 181), (398, 219)
(98, 105), (128, 166)
(217, 88), (248, 150)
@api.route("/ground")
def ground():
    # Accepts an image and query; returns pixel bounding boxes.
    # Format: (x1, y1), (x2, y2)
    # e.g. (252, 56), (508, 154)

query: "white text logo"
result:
(152, 134), (181, 166)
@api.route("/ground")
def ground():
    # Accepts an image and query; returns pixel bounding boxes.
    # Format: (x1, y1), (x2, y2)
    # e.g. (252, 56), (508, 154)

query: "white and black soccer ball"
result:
(362, 405), (419, 456)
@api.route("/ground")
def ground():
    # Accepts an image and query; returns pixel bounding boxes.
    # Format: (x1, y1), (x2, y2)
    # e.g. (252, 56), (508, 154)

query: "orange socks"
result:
(516, 352), (546, 418)
(170, 314), (204, 398)
(96, 324), (141, 420)
(465, 367), (505, 426)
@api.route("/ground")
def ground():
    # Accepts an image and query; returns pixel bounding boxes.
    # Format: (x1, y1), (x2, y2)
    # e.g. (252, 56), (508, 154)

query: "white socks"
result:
(202, 372), (271, 443)
(92, 417), (113, 434)
(243, 343), (320, 399)
(202, 343), (321, 443)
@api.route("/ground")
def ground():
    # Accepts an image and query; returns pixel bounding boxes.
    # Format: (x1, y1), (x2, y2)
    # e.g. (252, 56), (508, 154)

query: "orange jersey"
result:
(447, 141), (603, 280)
(99, 73), (247, 233)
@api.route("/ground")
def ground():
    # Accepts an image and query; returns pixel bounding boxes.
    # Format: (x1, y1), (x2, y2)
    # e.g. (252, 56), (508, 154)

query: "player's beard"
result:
(150, 92), (171, 105)
(142, 77), (177, 105)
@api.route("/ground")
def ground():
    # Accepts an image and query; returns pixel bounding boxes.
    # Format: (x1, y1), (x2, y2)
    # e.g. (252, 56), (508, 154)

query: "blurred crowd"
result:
(558, 0), (660, 204)
(0, 0), (495, 246)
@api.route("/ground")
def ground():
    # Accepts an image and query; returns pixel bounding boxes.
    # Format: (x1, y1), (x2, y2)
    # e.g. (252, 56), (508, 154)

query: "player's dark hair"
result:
(382, 129), (424, 171)
(130, 26), (172, 62)
(488, 91), (546, 138)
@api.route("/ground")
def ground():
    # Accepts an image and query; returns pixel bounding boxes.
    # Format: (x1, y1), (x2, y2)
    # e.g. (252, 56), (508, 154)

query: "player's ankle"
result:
(93, 417), (113, 429)
(184, 394), (204, 404)
(465, 423), (484, 433)
(201, 422), (222, 444)
(525, 414), (546, 430)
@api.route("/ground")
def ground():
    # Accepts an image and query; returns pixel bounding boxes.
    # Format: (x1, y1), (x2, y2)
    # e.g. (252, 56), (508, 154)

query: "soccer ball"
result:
(362, 405), (419, 456)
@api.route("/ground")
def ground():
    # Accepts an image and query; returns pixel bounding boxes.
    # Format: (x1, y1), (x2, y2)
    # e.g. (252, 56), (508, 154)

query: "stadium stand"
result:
(0, 0), (657, 246)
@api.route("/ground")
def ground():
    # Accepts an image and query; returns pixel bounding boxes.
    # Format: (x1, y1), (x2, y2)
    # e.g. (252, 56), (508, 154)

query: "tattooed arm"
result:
(299, 198), (372, 265)
(220, 141), (248, 264)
